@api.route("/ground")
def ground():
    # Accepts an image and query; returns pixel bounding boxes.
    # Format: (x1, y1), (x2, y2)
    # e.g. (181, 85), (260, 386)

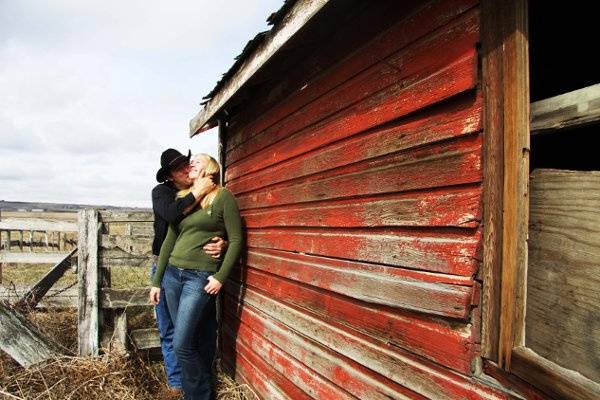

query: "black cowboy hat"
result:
(156, 148), (191, 182)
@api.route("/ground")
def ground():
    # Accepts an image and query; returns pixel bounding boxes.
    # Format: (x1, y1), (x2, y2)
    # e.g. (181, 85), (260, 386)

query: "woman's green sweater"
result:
(151, 188), (243, 287)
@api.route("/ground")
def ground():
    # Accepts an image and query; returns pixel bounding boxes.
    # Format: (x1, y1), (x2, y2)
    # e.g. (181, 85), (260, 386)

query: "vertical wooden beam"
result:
(216, 116), (228, 359)
(112, 309), (128, 352)
(77, 209), (99, 356)
(29, 230), (33, 252)
(6, 231), (11, 251)
(497, 0), (530, 370)
(480, 0), (505, 362)
(19, 231), (23, 251)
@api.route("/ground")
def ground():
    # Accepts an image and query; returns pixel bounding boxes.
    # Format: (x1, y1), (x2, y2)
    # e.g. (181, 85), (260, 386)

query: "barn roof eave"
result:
(188, 0), (331, 137)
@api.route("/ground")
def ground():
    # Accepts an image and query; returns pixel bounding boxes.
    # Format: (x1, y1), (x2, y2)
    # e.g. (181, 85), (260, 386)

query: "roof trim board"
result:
(189, 0), (331, 137)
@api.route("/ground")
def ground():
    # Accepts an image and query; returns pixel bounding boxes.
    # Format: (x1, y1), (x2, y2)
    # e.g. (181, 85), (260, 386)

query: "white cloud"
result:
(0, 0), (281, 207)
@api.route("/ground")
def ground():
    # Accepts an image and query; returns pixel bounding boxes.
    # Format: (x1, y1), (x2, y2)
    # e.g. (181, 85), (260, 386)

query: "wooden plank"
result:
(222, 333), (314, 400)
(531, 83), (600, 135)
(226, 274), (474, 374)
(243, 248), (474, 318)
(497, 0), (529, 369)
(0, 251), (72, 264)
(0, 302), (64, 367)
(15, 248), (77, 309)
(236, 134), (482, 211)
(189, 0), (331, 135)
(0, 286), (77, 308)
(225, 345), (292, 400)
(511, 347), (600, 400)
(98, 255), (151, 267)
(242, 186), (481, 229)
(77, 209), (99, 356)
(225, 9), (480, 169)
(100, 288), (151, 308)
(222, 310), (421, 400)
(0, 218), (78, 232)
(223, 288), (509, 399)
(479, 0), (505, 361)
(226, 0), (479, 154)
(223, 325), (359, 400)
(99, 234), (153, 255)
(526, 169), (600, 382)
(98, 210), (153, 222)
(225, 50), (478, 182)
(247, 226), (480, 276)
(112, 309), (128, 352)
(0, 211), (77, 221)
(481, 360), (552, 400)
(130, 328), (160, 350)
(228, 92), (482, 196)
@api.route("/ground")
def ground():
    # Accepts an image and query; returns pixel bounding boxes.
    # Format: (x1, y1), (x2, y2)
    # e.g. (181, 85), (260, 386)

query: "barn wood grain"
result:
(241, 185), (481, 230)
(222, 325), (358, 400)
(526, 169), (600, 383)
(227, 0), (427, 135)
(246, 225), (480, 276)
(226, 10), (479, 171)
(223, 288), (508, 399)
(225, 336), (313, 400)
(243, 249), (473, 318)
(225, 346), (291, 400)
(227, 92), (482, 196)
(225, 50), (478, 182)
(235, 133), (482, 211)
(222, 305), (423, 400)
(226, 274), (473, 373)
(226, 0), (479, 158)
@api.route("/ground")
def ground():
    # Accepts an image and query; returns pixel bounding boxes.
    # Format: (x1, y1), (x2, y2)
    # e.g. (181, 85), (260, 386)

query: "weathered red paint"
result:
(222, 301), (426, 399)
(226, 0), (479, 157)
(241, 185), (482, 229)
(228, 92), (482, 196)
(223, 321), (357, 399)
(226, 8), (479, 173)
(236, 133), (482, 211)
(226, 49), (478, 181)
(246, 226), (480, 276)
(223, 289), (509, 400)
(212, 1), (513, 397)
(226, 270), (474, 373)
(243, 248), (473, 318)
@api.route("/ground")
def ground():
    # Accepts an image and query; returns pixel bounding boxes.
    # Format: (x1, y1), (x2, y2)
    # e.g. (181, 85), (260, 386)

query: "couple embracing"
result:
(149, 149), (243, 400)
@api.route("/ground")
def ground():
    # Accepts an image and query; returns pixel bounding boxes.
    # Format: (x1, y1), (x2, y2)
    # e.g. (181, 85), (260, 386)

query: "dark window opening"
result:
(528, 1), (599, 172)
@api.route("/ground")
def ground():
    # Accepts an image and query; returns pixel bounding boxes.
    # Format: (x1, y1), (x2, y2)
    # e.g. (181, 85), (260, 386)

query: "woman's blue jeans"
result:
(162, 264), (217, 400)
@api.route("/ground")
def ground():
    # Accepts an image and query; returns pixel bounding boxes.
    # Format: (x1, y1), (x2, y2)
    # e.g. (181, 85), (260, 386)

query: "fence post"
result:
(77, 209), (99, 356)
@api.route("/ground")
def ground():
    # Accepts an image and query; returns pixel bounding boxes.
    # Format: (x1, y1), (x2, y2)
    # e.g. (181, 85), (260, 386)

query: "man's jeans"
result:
(151, 262), (182, 389)
(162, 264), (217, 400)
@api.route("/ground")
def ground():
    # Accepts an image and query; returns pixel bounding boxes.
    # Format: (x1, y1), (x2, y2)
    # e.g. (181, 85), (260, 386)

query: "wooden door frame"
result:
(480, 1), (600, 398)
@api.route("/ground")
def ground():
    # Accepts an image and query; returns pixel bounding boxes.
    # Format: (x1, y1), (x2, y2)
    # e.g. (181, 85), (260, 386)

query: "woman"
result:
(149, 153), (243, 400)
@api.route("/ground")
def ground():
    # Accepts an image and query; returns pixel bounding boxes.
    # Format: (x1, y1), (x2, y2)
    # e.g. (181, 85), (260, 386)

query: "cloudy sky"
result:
(0, 0), (281, 208)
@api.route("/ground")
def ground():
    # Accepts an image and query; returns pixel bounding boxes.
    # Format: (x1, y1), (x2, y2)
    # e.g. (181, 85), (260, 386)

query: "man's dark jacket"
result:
(151, 182), (195, 256)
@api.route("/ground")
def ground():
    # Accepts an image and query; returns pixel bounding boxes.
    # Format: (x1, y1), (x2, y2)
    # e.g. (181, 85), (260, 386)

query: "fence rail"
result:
(78, 208), (157, 355)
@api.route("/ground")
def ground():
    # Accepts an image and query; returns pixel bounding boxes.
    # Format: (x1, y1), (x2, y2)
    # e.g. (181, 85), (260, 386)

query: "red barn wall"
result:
(221, 1), (508, 398)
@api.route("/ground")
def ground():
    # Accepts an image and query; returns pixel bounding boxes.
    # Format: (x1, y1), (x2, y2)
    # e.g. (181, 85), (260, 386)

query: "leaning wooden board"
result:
(527, 169), (600, 383)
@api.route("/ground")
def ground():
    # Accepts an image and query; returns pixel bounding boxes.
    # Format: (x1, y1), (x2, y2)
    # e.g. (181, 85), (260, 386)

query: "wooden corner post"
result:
(78, 209), (100, 356)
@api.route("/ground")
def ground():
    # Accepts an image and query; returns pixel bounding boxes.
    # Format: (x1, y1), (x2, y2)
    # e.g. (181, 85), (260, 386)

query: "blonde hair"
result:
(177, 154), (221, 209)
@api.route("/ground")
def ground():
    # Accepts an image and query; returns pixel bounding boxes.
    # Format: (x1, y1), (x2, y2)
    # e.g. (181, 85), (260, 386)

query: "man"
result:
(152, 148), (226, 398)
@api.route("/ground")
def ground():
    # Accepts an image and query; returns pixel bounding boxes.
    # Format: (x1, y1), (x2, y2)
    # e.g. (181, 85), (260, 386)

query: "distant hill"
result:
(0, 200), (150, 212)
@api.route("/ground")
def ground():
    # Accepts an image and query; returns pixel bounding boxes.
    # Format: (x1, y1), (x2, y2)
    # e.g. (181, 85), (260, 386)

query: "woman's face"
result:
(189, 156), (207, 179)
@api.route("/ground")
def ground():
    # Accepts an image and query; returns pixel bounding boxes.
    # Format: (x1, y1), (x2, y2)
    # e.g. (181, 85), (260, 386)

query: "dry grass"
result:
(0, 308), (256, 400)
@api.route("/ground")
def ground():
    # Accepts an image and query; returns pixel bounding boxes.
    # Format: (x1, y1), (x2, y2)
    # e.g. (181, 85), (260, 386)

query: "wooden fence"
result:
(78, 209), (159, 356)
(0, 211), (78, 305)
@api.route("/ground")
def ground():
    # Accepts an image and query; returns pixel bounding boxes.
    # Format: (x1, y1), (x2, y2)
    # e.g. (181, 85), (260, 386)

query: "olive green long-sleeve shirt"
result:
(151, 188), (243, 287)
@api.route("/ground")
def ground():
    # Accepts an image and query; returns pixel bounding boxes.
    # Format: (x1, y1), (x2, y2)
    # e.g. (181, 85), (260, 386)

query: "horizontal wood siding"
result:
(221, 1), (499, 398)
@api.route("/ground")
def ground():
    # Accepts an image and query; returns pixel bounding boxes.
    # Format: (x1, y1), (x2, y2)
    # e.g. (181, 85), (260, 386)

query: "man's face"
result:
(169, 163), (192, 188)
